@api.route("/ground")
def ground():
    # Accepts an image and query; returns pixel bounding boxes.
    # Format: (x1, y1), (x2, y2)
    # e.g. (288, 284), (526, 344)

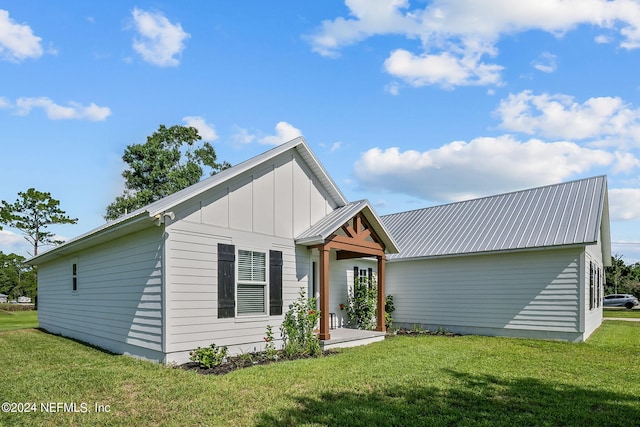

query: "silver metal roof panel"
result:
(382, 176), (609, 260)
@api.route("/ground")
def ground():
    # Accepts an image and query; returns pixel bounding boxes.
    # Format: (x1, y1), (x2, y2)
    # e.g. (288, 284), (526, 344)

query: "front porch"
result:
(320, 327), (386, 350)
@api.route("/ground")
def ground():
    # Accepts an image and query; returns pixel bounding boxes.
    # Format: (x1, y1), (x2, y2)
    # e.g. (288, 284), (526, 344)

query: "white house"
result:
(0, 293), (7, 304)
(28, 138), (611, 363)
(29, 138), (398, 364)
(383, 175), (611, 342)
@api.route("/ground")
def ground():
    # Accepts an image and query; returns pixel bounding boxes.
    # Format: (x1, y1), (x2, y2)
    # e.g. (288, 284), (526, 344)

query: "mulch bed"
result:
(181, 330), (460, 375)
(180, 350), (338, 376)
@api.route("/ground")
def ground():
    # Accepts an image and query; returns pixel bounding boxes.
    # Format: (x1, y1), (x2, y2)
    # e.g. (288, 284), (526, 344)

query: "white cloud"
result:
(354, 135), (613, 202)
(8, 97), (111, 121)
(0, 229), (22, 247)
(183, 116), (218, 141)
(0, 229), (32, 257)
(384, 49), (503, 88)
(308, 0), (417, 58)
(385, 81), (400, 95)
(595, 34), (613, 44)
(495, 90), (640, 143)
(609, 188), (640, 220)
(613, 151), (640, 173)
(532, 52), (557, 73)
(0, 9), (43, 62)
(320, 141), (343, 152)
(131, 8), (190, 67)
(231, 126), (256, 145)
(259, 122), (303, 146)
(309, 0), (640, 88)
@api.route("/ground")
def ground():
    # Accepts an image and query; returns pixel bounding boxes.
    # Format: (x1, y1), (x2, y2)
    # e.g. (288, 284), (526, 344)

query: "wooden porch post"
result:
(318, 246), (330, 340)
(376, 255), (386, 332)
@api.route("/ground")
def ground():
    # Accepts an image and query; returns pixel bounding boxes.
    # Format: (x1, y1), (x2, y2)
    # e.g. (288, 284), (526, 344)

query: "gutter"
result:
(26, 211), (154, 265)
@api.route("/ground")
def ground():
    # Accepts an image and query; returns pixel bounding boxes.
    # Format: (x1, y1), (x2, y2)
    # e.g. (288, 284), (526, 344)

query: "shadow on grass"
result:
(256, 369), (639, 427)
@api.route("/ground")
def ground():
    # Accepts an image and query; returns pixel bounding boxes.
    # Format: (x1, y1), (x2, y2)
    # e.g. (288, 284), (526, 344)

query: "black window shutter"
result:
(218, 243), (235, 318)
(353, 266), (359, 284)
(269, 250), (283, 316)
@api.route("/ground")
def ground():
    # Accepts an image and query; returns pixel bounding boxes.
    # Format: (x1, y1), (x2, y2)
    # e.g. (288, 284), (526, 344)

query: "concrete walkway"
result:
(603, 317), (640, 322)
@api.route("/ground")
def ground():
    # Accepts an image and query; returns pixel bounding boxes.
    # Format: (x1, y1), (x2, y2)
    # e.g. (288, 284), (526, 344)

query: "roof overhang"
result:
(27, 211), (156, 265)
(27, 137), (348, 265)
(295, 200), (399, 254)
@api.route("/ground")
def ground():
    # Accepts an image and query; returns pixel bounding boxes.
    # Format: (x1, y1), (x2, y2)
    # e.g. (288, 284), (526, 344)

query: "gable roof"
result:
(382, 176), (611, 262)
(29, 137), (348, 264)
(295, 199), (399, 253)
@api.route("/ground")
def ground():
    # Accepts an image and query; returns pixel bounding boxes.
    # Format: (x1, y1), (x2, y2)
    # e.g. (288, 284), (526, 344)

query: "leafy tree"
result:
(105, 124), (230, 220)
(1, 188), (78, 256)
(605, 254), (640, 297)
(0, 251), (37, 299)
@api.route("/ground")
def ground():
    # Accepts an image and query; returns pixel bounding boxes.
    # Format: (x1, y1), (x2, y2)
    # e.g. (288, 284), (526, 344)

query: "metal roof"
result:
(382, 176), (610, 261)
(29, 137), (348, 264)
(295, 200), (400, 253)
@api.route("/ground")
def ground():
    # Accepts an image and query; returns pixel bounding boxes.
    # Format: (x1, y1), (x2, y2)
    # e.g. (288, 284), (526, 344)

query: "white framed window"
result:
(237, 250), (267, 315)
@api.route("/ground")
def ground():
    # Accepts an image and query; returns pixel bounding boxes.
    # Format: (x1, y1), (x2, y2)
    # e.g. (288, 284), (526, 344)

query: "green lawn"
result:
(0, 321), (638, 426)
(603, 307), (640, 318)
(0, 309), (38, 331)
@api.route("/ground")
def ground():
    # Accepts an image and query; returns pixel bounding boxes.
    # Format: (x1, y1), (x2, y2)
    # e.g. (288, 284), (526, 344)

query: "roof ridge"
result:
(382, 175), (607, 218)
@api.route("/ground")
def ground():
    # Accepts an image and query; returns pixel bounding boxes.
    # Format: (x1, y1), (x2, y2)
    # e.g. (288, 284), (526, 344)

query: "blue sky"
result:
(1, 0), (640, 262)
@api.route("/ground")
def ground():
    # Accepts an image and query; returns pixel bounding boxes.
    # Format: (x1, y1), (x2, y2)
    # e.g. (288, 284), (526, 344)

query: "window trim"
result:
(71, 258), (78, 293)
(236, 249), (268, 317)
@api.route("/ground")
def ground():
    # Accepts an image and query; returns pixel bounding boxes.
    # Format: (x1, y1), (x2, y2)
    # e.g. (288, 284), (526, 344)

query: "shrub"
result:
(384, 294), (395, 329)
(345, 276), (377, 330)
(189, 343), (228, 369)
(263, 325), (278, 360)
(0, 303), (35, 312)
(281, 288), (321, 357)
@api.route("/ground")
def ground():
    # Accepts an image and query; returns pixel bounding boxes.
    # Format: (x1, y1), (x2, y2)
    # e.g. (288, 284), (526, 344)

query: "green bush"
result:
(345, 276), (377, 330)
(281, 288), (321, 357)
(189, 343), (228, 368)
(384, 294), (395, 329)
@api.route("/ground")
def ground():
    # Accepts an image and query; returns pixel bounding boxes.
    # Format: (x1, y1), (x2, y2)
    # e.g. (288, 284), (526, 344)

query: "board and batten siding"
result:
(173, 150), (337, 239)
(162, 151), (335, 363)
(37, 226), (165, 361)
(386, 247), (588, 341)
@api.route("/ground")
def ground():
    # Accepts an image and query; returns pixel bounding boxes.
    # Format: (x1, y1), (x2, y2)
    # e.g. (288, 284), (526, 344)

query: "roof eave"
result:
(26, 211), (154, 265)
(387, 241), (598, 263)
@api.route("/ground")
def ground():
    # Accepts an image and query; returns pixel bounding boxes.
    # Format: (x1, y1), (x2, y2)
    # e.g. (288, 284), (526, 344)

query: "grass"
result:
(0, 309), (38, 331)
(603, 308), (640, 318)
(0, 321), (638, 426)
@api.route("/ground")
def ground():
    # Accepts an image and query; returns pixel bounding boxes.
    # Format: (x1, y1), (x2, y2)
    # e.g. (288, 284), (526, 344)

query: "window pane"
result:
(237, 284), (265, 315)
(238, 250), (266, 282)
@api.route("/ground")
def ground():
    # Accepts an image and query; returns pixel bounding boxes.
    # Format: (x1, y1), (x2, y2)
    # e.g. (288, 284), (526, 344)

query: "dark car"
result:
(603, 294), (639, 309)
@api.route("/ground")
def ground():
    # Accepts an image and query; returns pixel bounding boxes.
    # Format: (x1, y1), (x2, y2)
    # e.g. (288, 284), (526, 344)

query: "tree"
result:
(0, 251), (37, 299)
(605, 254), (640, 297)
(105, 124), (230, 220)
(0, 188), (78, 256)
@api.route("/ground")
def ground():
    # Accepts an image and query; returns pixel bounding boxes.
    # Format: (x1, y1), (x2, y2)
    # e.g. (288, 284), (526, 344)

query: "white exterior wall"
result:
(37, 226), (165, 361)
(583, 239), (604, 339)
(387, 247), (590, 342)
(163, 150), (338, 363)
(327, 256), (377, 328)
